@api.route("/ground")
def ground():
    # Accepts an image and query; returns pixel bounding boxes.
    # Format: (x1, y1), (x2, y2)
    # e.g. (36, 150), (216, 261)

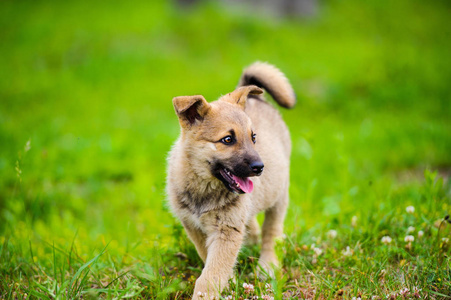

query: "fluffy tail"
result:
(238, 61), (296, 109)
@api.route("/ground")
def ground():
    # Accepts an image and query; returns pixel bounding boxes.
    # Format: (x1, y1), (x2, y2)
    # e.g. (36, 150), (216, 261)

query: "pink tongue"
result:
(232, 175), (254, 193)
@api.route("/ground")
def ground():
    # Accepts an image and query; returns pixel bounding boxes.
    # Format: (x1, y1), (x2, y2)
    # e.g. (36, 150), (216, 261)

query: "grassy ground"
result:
(1, 0), (450, 298)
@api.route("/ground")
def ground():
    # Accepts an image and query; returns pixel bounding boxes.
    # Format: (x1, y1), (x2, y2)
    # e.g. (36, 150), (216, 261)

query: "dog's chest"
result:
(175, 186), (244, 228)
(177, 186), (236, 215)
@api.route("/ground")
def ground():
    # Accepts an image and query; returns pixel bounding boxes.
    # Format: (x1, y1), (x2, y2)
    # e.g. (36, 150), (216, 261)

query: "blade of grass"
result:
(30, 290), (51, 300)
(29, 240), (34, 264)
(105, 271), (129, 288)
(69, 229), (79, 272)
(426, 289), (451, 298)
(53, 241), (58, 296)
(69, 242), (109, 297)
(33, 281), (56, 298)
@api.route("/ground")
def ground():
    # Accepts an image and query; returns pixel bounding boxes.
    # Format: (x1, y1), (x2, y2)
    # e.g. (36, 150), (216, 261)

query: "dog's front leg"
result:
(192, 221), (244, 300)
(183, 221), (208, 262)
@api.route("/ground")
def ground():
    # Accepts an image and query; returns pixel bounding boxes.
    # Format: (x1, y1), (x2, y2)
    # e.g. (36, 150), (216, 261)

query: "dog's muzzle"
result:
(214, 159), (264, 194)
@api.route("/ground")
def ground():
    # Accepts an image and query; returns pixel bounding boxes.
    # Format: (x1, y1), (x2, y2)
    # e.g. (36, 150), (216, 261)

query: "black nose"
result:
(250, 161), (264, 175)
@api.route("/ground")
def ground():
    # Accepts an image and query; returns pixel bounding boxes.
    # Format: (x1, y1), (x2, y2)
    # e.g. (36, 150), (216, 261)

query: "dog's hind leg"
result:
(259, 194), (288, 277)
(245, 216), (261, 246)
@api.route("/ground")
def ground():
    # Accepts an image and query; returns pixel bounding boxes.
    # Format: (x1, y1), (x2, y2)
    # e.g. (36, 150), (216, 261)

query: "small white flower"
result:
(418, 230), (424, 238)
(381, 236), (392, 244)
(399, 287), (410, 296)
(313, 247), (323, 256)
(225, 296), (233, 300)
(407, 226), (415, 233)
(351, 215), (358, 227)
(265, 283), (272, 293)
(197, 291), (206, 298)
(405, 235), (415, 242)
(406, 206), (415, 214)
(386, 292), (399, 299)
(243, 283), (254, 294)
(327, 230), (337, 239)
(342, 246), (353, 256)
(352, 297), (362, 300)
(24, 139), (31, 152)
(413, 286), (422, 296)
(442, 238), (449, 243)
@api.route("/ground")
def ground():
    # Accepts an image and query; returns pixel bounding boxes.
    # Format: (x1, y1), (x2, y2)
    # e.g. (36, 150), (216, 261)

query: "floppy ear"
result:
(172, 95), (210, 128)
(222, 85), (264, 109)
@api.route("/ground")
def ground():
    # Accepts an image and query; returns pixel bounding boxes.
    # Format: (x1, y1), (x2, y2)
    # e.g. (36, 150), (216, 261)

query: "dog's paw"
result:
(257, 251), (280, 279)
(257, 266), (274, 280)
(192, 289), (218, 300)
(193, 274), (224, 300)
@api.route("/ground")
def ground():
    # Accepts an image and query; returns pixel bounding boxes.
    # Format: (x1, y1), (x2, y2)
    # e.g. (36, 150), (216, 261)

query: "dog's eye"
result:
(221, 136), (234, 145)
(252, 133), (256, 144)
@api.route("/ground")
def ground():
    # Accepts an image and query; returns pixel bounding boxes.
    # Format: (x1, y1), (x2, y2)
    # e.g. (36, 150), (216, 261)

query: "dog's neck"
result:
(177, 169), (240, 217)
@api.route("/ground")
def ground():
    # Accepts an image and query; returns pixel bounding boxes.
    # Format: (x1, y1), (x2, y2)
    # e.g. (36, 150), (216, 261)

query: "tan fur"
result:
(167, 62), (295, 299)
(238, 61), (296, 108)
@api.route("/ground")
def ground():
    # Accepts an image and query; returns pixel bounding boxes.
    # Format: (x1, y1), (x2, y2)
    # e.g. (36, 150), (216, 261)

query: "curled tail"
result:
(238, 61), (296, 109)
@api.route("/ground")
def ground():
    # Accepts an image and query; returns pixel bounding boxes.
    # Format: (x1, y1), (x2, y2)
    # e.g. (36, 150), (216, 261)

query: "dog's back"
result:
(238, 62), (295, 215)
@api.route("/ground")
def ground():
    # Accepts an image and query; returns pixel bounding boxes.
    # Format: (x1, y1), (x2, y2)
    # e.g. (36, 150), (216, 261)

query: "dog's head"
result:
(172, 85), (264, 194)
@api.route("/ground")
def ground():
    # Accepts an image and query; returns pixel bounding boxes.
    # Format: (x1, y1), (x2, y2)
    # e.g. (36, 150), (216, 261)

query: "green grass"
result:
(0, 0), (450, 298)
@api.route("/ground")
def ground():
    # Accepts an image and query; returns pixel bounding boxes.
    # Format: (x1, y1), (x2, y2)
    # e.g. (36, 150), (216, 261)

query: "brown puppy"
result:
(167, 62), (295, 299)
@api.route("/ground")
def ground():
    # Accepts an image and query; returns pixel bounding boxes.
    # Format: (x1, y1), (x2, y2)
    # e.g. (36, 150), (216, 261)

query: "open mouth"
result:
(218, 168), (254, 194)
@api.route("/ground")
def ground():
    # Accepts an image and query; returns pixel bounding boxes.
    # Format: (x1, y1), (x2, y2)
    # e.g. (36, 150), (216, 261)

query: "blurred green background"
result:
(1, 0), (450, 265)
